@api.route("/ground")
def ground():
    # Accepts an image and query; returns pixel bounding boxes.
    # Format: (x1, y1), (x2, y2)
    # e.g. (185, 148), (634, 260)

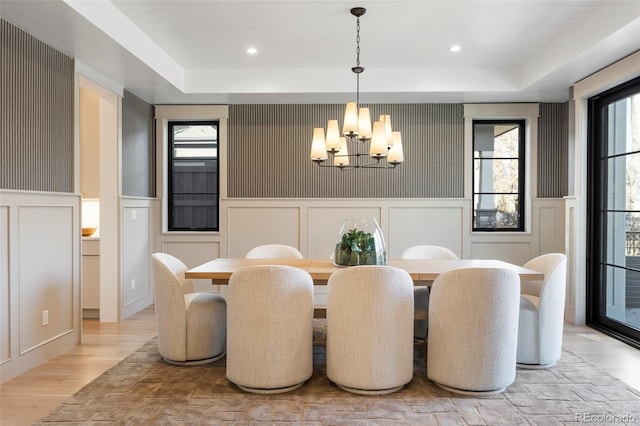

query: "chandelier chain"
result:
(355, 16), (361, 106)
(355, 16), (361, 69)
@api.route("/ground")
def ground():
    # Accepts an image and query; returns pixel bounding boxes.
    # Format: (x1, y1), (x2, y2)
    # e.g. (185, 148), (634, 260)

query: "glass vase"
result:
(333, 217), (387, 267)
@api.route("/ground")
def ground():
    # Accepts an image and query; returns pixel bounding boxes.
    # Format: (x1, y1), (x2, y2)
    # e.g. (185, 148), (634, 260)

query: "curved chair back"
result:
(226, 265), (314, 393)
(245, 244), (304, 259)
(401, 245), (459, 341)
(401, 245), (459, 260)
(519, 253), (567, 366)
(152, 252), (227, 364)
(523, 253), (567, 316)
(152, 253), (190, 360)
(327, 265), (414, 394)
(427, 268), (520, 395)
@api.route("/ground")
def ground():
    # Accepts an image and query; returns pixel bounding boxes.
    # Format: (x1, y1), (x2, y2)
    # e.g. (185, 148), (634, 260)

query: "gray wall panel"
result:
(228, 104), (465, 198)
(228, 103), (567, 199)
(122, 90), (154, 197)
(538, 102), (569, 198)
(1, 19), (74, 192)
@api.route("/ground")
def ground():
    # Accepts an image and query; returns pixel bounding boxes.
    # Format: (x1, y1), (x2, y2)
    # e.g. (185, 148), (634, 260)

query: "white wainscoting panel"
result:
(121, 199), (155, 319)
(470, 241), (533, 266)
(388, 206), (464, 258)
(0, 206), (10, 364)
(153, 197), (569, 321)
(227, 207), (301, 257)
(162, 241), (222, 292)
(1, 191), (81, 384)
(539, 207), (559, 254)
(121, 205), (151, 318)
(18, 205), (75, 354)
(307, 207), (382, 258)
(564, 197), (579, 324)
(532, 198), (566, 256)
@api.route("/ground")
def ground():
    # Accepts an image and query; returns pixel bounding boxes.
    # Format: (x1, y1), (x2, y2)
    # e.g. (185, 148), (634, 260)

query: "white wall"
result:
(568, 51), (640, 325)
(80, 88), (100, 198)
(77, 76), (123, 322)
(0, 190), (81, 383)
(120, 198), (154, 319)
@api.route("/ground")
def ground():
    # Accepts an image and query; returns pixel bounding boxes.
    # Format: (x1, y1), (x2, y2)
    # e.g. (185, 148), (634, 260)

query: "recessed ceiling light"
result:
(449, 45), (461, 53)
(246, 47), (257, 55)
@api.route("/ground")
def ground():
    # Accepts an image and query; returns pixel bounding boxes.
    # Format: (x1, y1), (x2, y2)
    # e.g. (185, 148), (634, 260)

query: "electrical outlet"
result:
(131, 279), (136, 290)
(42, 310), (48, 326)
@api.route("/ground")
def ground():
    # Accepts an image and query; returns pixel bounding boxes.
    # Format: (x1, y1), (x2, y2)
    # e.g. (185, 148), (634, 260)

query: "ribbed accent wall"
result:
(1, 19), (74, 192)
(538, 102), (569, 197)
(122, 90), (154, 197)
(228, 104), (464, 198)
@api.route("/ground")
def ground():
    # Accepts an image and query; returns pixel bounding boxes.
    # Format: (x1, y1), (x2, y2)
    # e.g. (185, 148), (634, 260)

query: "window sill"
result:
(471, 230), (532, 236)
(162, 230), (221, 236)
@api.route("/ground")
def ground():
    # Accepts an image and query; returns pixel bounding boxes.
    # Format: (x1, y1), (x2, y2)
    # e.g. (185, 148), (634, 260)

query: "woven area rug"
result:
(36, 330), (640, 425)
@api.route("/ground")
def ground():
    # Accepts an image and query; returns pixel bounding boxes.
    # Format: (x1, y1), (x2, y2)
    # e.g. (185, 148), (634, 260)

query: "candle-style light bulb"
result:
(310, 128), (328, 162)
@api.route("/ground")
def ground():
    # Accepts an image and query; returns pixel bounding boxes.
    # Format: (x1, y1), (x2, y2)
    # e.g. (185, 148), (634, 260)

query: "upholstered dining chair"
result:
(226, 265), (314, 393)
(327, 265), (414, 395)
(427, 268), (520, 395)
(517, 253), (567, 369)
(151, 253), (227, 365)
(401, 245), (459, 341)
(245, 244), (304, 259)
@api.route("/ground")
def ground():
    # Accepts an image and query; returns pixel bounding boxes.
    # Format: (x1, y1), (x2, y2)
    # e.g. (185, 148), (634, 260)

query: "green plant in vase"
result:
(335, 227), (385, 266)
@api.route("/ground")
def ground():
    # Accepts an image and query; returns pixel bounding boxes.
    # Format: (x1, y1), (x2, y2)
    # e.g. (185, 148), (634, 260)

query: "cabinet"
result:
(82, 238), (100, 319)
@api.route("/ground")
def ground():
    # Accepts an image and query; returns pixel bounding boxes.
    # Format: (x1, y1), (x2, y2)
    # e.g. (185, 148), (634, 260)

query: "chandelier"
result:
(309, 7), (404, 170)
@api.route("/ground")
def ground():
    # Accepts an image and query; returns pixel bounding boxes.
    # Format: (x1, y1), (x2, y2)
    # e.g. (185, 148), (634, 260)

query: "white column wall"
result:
(569, 51), (640, 325)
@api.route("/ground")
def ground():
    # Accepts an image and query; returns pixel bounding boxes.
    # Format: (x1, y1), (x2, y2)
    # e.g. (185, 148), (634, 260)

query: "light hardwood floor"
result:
(0, 307), (157, 425)
(0, 307), (638, 425)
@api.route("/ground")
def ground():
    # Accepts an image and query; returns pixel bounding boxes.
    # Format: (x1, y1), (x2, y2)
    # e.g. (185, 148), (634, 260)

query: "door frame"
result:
(586, 75), (640, 349)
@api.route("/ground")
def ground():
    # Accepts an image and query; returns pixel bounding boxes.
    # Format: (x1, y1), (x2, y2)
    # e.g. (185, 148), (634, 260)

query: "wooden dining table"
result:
(186, 257), (543, 319)
(185, 257), (544, 286)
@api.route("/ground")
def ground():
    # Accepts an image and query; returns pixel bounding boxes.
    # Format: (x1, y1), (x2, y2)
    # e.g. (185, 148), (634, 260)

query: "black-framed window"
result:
(587, 75), (640, 349)
(472, 120), (525, 231)
(168, 121), (219, 231)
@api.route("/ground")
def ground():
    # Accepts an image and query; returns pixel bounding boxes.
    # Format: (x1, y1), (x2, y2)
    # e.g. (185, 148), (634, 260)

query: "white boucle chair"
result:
(226, 265), (314, 394)
(151, 253), (227, 365)
(427, 268), (520, 395)
(517, 253), (567, 369)
(327, 265), (414, 395)
(245, 244), (304, 259)
(401, 245), (460, 341)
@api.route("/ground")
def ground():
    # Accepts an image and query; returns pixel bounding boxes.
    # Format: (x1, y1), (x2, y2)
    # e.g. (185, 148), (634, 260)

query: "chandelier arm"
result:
(318, 152), (397, 169)
(359, 163), (398, 169)
(314, 162), (397, 170)
(317, 164), (356, 170)
(333, 152), (368, 159)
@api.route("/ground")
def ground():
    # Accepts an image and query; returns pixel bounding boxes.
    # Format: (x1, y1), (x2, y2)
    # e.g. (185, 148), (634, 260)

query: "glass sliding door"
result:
(587, 76), (640, 348)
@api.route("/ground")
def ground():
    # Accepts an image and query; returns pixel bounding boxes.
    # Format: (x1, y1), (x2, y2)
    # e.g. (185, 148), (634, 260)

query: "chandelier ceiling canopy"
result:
(309, 7), (404, 170)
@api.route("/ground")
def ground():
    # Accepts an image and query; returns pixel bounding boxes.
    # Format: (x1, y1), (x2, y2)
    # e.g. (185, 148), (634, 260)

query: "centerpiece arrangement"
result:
(333, 217), (387, 267)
